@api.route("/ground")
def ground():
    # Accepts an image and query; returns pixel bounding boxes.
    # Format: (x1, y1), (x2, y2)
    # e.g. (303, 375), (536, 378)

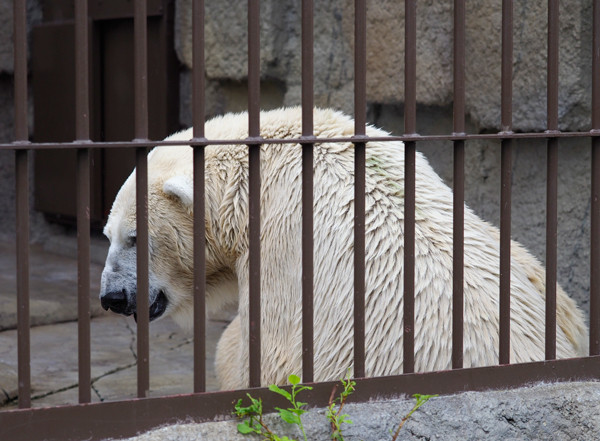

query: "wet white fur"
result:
(103, 107), (588, 389)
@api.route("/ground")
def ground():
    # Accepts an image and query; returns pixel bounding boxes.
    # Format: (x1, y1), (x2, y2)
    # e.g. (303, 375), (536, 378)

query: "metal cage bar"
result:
(75, 0), (92, 404)
(134, 0), (150, 398)
(247, 0), (262, 388)
(301, 0), (315, 383)
(353, 0), (367, 379)
(403, 0), (417, 374)
(192, 0), (207, 394)
(545, 0), (559, 360)
(499, 0), (513, 365)
(13, 0), (31, 410)
(452, 0), (466, 370)
(591, 0), (600, 356)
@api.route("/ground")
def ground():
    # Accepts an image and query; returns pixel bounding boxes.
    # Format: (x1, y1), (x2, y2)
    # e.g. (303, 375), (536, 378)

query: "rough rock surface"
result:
(175, 0), (593, 131)
(0, 0), (42, 74)
(110, 381), (600, 441)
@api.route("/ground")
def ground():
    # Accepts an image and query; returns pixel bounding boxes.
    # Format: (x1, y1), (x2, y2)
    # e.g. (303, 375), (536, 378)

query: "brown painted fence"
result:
(2, 0), (600, 440)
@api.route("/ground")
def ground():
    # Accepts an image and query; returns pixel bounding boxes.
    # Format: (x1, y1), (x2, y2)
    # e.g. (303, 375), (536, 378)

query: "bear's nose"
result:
(101, 289), (130, 315)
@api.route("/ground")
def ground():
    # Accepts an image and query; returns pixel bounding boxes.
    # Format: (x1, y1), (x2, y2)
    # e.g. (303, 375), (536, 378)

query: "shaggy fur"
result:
(101, 107), (588, 389)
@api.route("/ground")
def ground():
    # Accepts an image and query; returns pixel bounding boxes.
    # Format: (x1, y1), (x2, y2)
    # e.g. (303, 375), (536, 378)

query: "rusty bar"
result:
(14, 0), (30, 409)
(403, 0), (416, 374)
(352, 0), (367, 379)
(75, 0), (90, 142)
(248, 142), (261, 388)
(248, 0), (260, 139)
(13, 0), (28, 142)
(403, 142), (416, 374)
(593, 138), (600, 356)
(545, 0), (559, 360)
(192, 0), (205, 138)
(301, 141), (314, 383)
(501, 0), (513, 132)
(547, 0), (559, 132)
(75, 0), (91, 404)
(453, 0), (466, 135)
(193, 146), (206, 393)
(192, 0), (206, 394)
(136, 147), (150, 398)
(500, 139), (512, 365)
(301, 0), (314, 383)
(134, 0), (149, 140)
(404, 0), (417, 135)
(499, 0), (513, 365)
(301, 0), (314, 136)
(591, 0), (600, 356)
(499, 138), (512, 365)
(354, 0), (367, 133)
(15, 149), (30, 409)
(76, 148), (91, 404)
(353, 141), (366, 378)
(247, 0), (261, 387)
(452, 141), (465, 369)
(452, 0), (466, 370)
(546, 138), (558, 359)
(3, 131), (600, 151)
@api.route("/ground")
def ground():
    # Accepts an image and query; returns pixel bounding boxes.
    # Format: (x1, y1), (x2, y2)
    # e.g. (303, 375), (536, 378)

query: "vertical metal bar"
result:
(499, 0), (513, 366)
(452, 0), (466, 370)
(590, 0), (600, 356)
(75, 0), (91, 404)
(404, 0), (417, 136)
(353, 0), (367, 379)
(301, 0), (314, 383)
(193, 147), (206, 393)
(247, 0), (261, 388)
(248, 0), (261, 139)
(134, 0), (149, 141)
(13, 0), (28, 143)
(15, 150), (30, 409)
(192, 0), (207, 394)
(403, 0), (416, 374)
(14, 0), (30, 409)
(134, 0), (150, 398)
(192, 0), (206, 139)
(545, 0), (559, 361)
(76, 148), (91, 404)
(135, 147), (150, 398)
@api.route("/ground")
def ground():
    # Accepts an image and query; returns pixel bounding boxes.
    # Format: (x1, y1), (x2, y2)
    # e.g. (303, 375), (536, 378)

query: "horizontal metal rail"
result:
(2, 131), (599, 151)
(1, 355), (599, 441)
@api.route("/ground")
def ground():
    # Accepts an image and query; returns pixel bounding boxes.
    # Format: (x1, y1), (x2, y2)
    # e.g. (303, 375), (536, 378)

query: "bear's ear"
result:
(163, 175), (193, 207)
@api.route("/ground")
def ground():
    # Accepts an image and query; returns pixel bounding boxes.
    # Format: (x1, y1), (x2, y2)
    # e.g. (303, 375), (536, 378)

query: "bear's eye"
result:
(126, 236), (136, 248)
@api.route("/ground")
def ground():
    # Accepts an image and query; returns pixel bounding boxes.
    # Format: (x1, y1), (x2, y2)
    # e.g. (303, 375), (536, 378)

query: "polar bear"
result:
(100, 107), (588, 390)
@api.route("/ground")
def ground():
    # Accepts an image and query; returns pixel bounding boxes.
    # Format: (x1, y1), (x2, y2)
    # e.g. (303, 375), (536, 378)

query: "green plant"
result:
(234, 374), (312, 441)
(326, 371), (356, 440)
(390, 393), (438, 441)
(268, 374), (313, 441)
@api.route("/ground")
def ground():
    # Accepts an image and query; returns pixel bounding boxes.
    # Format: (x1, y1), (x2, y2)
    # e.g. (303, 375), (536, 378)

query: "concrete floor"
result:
(0, 237), (227, 409)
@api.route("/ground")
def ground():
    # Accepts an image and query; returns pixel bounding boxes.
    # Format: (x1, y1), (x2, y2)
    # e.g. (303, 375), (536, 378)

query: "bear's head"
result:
(99, 167), (197, 324)
(99, 143), (242, 328)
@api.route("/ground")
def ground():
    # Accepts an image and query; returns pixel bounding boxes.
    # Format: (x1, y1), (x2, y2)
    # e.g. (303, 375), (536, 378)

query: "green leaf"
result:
(237, 421), (258, 434)
(276, 407), (302, 425)
(269, 384), (292, 401)
(288, 374), (301, 385)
